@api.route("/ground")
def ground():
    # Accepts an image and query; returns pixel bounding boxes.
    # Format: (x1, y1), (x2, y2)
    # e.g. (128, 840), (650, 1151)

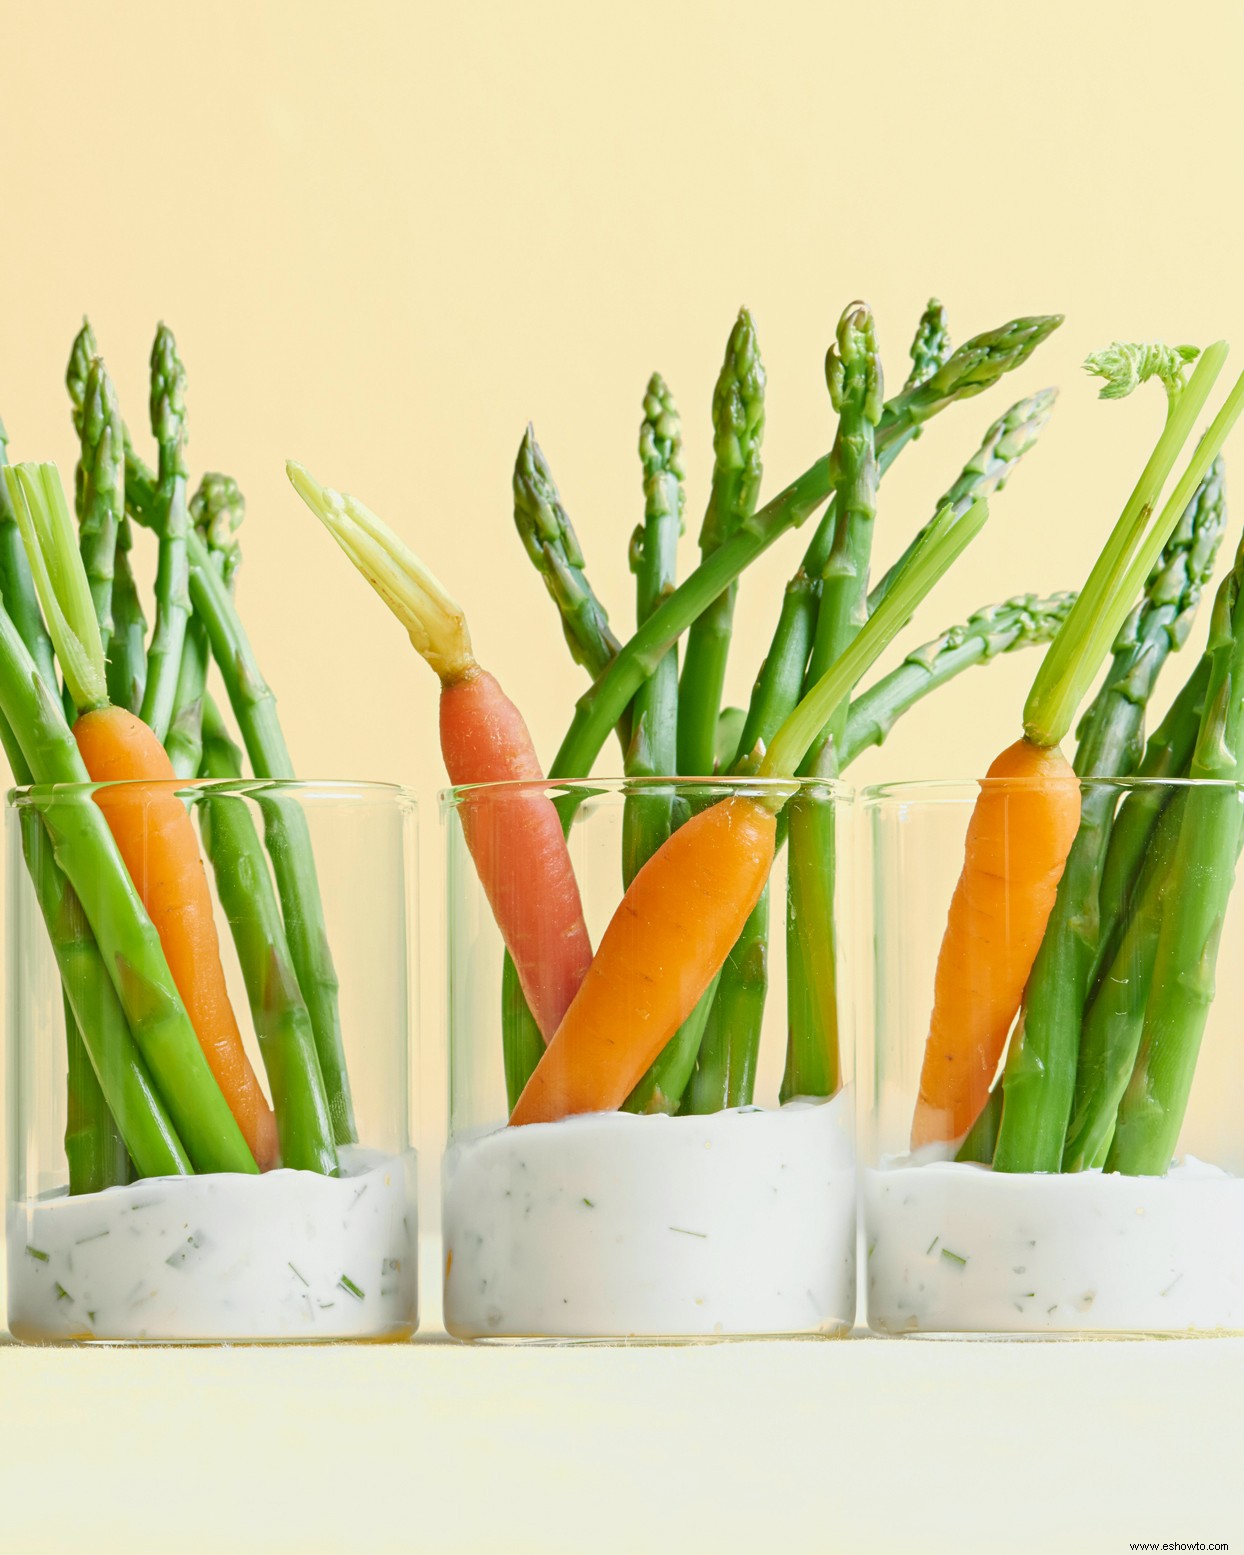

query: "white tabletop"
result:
(2, 1326), (1240, 1554)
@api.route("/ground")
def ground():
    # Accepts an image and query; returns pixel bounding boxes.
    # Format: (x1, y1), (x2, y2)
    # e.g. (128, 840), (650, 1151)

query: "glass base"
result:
(6, 1319), (418, 1347)
(443, 1323), (853, 1346)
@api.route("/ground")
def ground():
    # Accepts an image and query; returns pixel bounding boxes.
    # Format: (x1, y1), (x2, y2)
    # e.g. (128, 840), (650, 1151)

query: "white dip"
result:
(7, 1146), (417, 1343)
(865, 1156), (1244, 1334)
(442, 1092), (855, 1339)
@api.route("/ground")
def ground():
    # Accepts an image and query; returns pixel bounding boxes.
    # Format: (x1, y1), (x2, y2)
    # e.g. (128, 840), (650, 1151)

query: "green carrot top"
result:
(1024, 340), (1244, 748)
(288, 460), (476, 683)
(3, 462), (108, 714)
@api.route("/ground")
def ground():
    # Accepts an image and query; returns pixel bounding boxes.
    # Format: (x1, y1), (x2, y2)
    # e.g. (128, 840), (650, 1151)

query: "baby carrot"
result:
(914, 343), (1244, 1149)
(9, 462), (277, 1171)
(512, 498), (991, 1126)
(289, 462), (592, 1043)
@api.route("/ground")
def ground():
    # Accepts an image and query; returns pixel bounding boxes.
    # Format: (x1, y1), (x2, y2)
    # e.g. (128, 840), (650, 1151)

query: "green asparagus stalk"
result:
(731, 322), (1062, 773)
(551, 315), (1063, 783)
(682, 892), (770, 1112)
(198, 695), (338, 1175)
(1, 466), (253, 1173)
(166, 475), (244, 778)
(512, 427), (624, 695)
(106, 516), (148, 714)
(186, 533), (355, 1143)
(1092, 654), (1212, 968)
(502, 314), (1060, 1108)
(621, 373), (684, 884)
(65, 322), (147, 713)
(1106, 532), (1244, 1175)
(904, 298), (950, 392)
(617, 378), (705, 1112)
(5, 411), (132, 1189)
(687, 340), (1060, 1117)
(997, 347), (1243, 1173)
(137, 326), (192, 742)
(840, 591), (1076, 766)
(782, 305), (883, 1102)
(676, 309), (766, 774)
(19, 806), (190, 1179)
(683, 591), (1075, 1119)
(74, 358), (124, 651)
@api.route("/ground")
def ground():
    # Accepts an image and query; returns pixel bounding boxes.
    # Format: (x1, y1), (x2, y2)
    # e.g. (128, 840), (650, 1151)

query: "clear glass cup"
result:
(440, 776), (856, 1342)
(6, 779), (418, 1344)
(862, 777), (1244, 1337)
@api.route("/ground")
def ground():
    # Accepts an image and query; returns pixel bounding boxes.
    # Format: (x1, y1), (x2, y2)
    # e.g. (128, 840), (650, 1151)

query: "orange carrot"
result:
(510, 497), (994, 1126)
(510, 796), (776, 1125)
(75, 707), (279, 1170)
(440, 669), (590, 1039)
(913, 340), (1242, 1148)
(910, 738), (1080, 1148)
(290, 463), (592, 1040)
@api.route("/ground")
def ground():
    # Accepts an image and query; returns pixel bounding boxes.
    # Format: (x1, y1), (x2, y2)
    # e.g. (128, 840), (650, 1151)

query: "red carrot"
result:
(289, 462), (591, 1040)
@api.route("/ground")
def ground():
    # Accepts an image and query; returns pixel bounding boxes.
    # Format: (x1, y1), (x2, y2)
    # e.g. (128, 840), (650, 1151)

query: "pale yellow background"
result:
(2, 4), (1243, 1551)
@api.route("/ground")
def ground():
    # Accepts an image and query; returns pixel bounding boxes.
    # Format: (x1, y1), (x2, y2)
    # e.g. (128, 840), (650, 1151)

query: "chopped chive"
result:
(669, 1226), (708, 1239)
(74, 1228), (111, 1245)
(582, 1198), (595, 1209)
(53, 1283), (72, 1303)
(288, 1262), (309, 1287)
(925, 1236), (940, 1256)
(940, 1248), (968, 1268)
(25, 1246), (49, 1263)
(339, 1274), (365, 1301)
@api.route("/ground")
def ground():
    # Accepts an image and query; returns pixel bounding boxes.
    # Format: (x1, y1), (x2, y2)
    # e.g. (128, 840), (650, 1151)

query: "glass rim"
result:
(861, 775), (1244, 807)
(438, 773), (852, 811)
(7, 777), (418, 809)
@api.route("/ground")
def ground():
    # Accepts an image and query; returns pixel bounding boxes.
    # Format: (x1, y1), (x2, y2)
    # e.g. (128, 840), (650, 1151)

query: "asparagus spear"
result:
(840, 591), (1076, 766)
(682, 592), (1075, 1119)
(512, 427), (623, 691)
(186, 535), (355, 1143)
(998, 420), (1232, 1175)
(106, 516), (148, 714)
(682, 893), (770, 1112)
(19, 804), (189, 1180)
(4, 410), (132, 1188)
(1092, 653), (1212, 966)
(66, 322), (147, 712)
(73, 358), (124, 651)
(783, 305), (883, 1101)
(904, 298), (950, 392)
(676, 309), (766, 774)
(105, 379), (355, 1140)
(166, 474), (244, 778)
(1106, 531), (1244, 1174)
(621, 373), (684, 884)
(0, 492), (252, 1176)
(550, 315), (1063, 783)
(616, 378), (707, 1112)
(138, 326), (192, 742)
(62, 360), (131, 1186)
(687, 370), (1061, 1116)
(198, 694), (338, 1175)
(730, 320), (1062, 774)
(501, 314), (1061, 1108)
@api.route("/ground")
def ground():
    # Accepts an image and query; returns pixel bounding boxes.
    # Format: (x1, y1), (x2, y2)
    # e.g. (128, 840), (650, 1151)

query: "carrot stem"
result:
(1023, 344), (1229, 746)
